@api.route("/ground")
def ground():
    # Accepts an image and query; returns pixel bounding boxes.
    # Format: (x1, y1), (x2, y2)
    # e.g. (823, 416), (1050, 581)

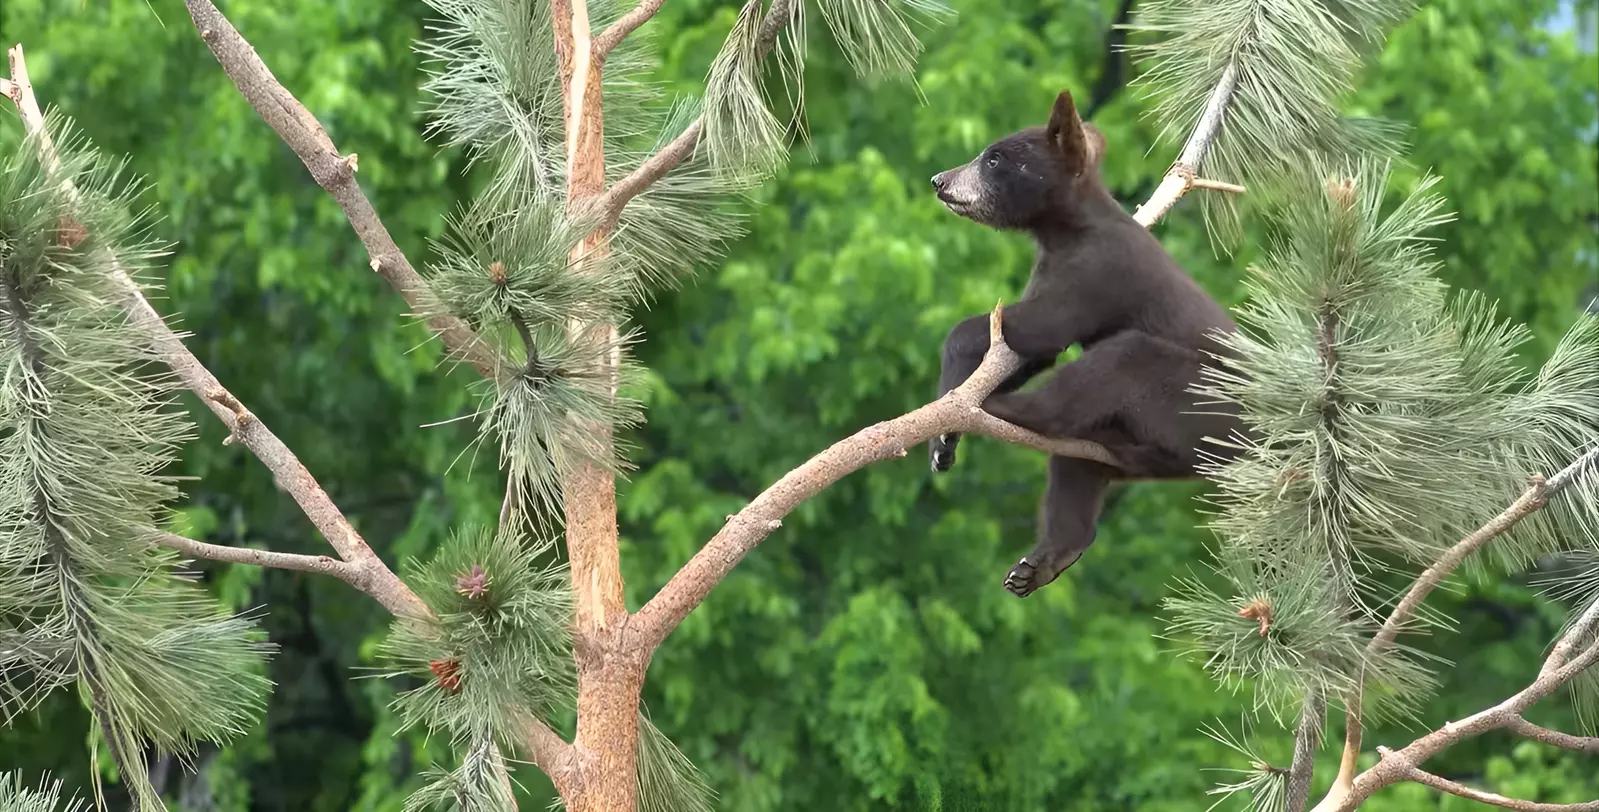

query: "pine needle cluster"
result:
(0, 772), (84, 812)
(1164, 154), (1599, 747)
(379, 528), (716, 812)
(1124, 0), (1415, 240)
(0, 117), (272, 809)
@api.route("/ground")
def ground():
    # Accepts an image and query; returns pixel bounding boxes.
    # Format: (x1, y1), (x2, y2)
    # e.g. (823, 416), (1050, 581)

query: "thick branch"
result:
(1545, 587), (1599, 677)
(514, 709), (579, 796)
(593, 0), (669, 59)
(3, 43), (427, 621)
(629, 307), (1121, 649)
(1384, 758), (1599, 811)
(1133, 58), (1241, 227)
(177, 0), (502, 380)
(1504, 716), (1599, 755)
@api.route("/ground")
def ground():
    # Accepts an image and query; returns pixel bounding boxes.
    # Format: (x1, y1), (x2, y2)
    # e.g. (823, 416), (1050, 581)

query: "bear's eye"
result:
(985, 151), (1002, 168)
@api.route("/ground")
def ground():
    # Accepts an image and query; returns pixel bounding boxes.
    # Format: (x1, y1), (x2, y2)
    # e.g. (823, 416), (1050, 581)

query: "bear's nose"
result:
(930, 173), (946, 191)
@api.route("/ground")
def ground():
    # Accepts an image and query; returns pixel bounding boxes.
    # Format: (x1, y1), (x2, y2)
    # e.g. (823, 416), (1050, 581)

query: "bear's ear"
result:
(1045, 90), (1091, 175)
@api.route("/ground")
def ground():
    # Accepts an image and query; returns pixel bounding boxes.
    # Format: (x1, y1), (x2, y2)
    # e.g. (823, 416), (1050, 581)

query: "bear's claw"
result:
(1004, 557), (1041, 597)
(930, 434), (958, 473)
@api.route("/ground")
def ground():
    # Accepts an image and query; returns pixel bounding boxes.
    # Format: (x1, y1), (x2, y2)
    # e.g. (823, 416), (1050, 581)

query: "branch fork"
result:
(1313, 446), (1599, 811)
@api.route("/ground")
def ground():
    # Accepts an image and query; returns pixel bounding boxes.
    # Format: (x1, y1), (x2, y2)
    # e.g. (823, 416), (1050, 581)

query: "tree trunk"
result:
(565, 640), (649, 811)
(552, 0), (648, 809)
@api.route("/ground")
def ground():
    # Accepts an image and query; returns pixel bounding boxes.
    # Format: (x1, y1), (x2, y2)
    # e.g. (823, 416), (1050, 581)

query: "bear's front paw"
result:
(1003, 553), (1078, 598)
(1003, 558), (1042, 597)
(929, 434), (958, 473)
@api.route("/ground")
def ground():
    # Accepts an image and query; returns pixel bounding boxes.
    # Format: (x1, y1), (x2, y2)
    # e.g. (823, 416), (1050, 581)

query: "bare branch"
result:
(1380, 755), (1599, 811)
(1190, 177), (1246, 194)
(1134, 59), (1240, 227)
(629, 306), (1122, 649)
(1330, 637), (1599, 810)
(1504, 716), (1599, 755)
(1319, 446), (1599, 809)
(5, 43), (427, 620)
(1546, 590), (1599, 683)
(152, 530), (361, 582)
(176, 0), (503, 380)
(594, 0), (791, 229)
(594, 0), (670, 60)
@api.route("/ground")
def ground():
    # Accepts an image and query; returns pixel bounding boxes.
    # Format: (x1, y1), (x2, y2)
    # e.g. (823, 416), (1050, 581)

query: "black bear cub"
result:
(929, 90), (1244, 598)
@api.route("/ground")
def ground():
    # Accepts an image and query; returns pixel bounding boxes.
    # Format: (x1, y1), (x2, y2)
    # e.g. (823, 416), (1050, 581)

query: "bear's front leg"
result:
(931, 314), (1056, 473)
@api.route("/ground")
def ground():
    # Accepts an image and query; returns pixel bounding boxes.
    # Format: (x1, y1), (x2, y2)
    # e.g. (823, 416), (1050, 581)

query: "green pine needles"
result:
(1125, 0), (1415, 240)
(0, 772), (83, 812)
(416, 0), (948, 533)
(380, 528), (715, 812)
(406, 0), (945, 805)
(0, 117), (272, 809)
(1164, 155), (1599, 764)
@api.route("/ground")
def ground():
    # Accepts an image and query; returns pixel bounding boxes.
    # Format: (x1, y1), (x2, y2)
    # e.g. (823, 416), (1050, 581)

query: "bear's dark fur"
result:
(929, 90), (1244, 598)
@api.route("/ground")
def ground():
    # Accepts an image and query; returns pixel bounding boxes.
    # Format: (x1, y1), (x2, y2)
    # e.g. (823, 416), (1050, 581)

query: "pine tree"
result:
(0, 117), (272, 809)
(1120, 1), (1599, 809)
(1, 0), (1594, 808)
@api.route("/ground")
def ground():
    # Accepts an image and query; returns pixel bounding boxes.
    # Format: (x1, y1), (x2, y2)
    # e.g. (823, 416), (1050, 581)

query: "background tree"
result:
(0, 0), (1594, 811)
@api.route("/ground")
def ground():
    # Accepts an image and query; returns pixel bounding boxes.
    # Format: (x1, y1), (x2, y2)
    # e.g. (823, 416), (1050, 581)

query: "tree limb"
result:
(1329, 615), (1599, 810)
(1318, 445), (1599, 809)
(152, 530), (362, 582)
(177, 0), (503, 381)
(1285, 687), (1327, 812)
(593, 0), (791, 230)
(1504, 716), (1599, 755)
(628, 42), (1247, 652)
(1380, 757), (1599, 811)
(594, 0), (670, 59)
(1133, 58), (1242, 227)
(628, 306), (1123, 649)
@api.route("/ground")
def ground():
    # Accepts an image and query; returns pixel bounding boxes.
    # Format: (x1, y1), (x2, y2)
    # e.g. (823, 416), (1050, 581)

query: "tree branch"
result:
(628, 44), (1244, 652)
(1545, 583), (1599, 677)
(629, 306), (1123, 649)
(1133, 58), (1241, 227)
(593, 0), (670, 60)
(593, 0), (791, 230)
(1381, 757), (1599, 811)
(1504, 716), (1599, 755)
(514, 709), (579, 796)
(152, 530), (362, 582)
(1319, 445), (1599, 809)
(1329, 606), (1599, 810)
(1285, 687), (1327, 812)
(177, 0), (502, 381)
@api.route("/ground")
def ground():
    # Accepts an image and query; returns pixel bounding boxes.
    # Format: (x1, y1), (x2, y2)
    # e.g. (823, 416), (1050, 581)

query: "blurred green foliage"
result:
(0, 0), (1594, 810)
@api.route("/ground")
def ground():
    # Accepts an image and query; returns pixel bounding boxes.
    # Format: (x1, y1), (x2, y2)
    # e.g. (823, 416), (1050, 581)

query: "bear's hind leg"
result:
(982, 329), (1202, 462)
(1004, 455), (1115, 597)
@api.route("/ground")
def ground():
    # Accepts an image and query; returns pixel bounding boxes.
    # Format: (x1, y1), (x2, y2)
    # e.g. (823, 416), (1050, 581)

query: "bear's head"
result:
(930, 90), (1107, 231)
